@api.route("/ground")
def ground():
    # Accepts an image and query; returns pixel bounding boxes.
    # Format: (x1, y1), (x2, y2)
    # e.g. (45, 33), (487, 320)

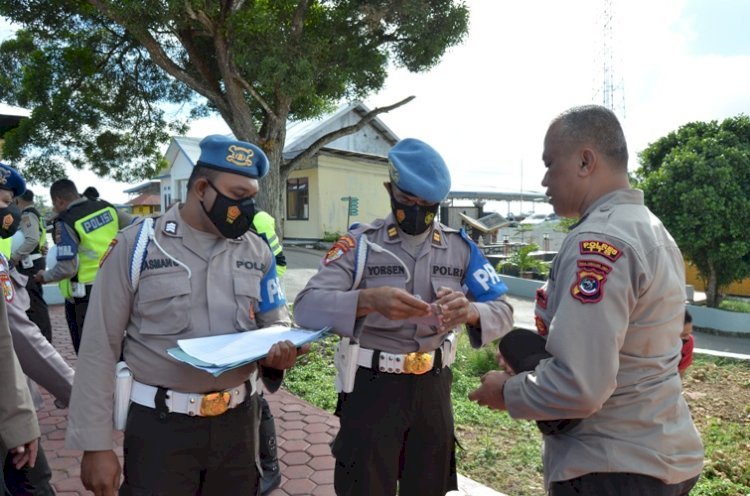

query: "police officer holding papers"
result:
(294, 138), (514, 496)
(66, 135), (306, 495)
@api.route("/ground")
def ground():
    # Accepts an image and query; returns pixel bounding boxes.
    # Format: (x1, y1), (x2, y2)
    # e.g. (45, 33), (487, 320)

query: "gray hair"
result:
(552, 105), (629, 169)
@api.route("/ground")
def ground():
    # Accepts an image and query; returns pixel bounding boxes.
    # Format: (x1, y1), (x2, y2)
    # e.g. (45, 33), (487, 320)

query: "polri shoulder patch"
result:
(535, 287), (548, 310)
(579, 239), (622, 262)
(324, 234), (356, 266)
(535, 315), (548, 337)
(570, 259), (612, 304)
(100, 239), (118, 267)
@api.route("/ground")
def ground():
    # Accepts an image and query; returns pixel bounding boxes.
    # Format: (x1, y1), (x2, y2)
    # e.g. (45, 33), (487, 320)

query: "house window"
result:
(163, 185), (171, 210)
(287, 177), (309, 220)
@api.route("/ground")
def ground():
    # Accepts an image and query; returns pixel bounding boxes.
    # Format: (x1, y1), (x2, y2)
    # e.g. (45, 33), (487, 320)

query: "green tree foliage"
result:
(635, 115), (750, 307)
(0, 0), (469, 220)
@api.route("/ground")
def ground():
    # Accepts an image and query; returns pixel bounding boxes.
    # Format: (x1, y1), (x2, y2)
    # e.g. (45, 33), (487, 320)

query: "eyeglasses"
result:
(390, 184), (437, 207)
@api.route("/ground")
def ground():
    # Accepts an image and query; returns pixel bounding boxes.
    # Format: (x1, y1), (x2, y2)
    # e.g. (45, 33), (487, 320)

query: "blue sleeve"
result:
(55, 221), (78, 261)
(460, 229), (508, 302)
(258, 255), (286, 313)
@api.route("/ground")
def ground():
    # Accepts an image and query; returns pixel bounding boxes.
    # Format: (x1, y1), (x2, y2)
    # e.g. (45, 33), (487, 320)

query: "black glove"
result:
(275, 252), (287, 268)
(498, 328), (582, 435)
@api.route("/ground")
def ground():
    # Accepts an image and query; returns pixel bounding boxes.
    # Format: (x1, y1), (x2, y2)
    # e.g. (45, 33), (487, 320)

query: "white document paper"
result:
(176, 326), (328, 366)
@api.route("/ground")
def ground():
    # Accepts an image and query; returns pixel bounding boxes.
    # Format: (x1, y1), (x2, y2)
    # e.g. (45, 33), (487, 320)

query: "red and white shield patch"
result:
(570, 260), (612, 304)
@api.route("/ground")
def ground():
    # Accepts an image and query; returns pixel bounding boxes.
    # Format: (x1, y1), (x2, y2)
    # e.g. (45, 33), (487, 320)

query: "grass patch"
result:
(284, 335), (750, 495)
(718, 297), (750, 313)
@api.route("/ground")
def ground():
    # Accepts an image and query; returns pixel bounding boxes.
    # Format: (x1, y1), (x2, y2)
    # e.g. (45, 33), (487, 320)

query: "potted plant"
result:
(498, 243), (550, 280)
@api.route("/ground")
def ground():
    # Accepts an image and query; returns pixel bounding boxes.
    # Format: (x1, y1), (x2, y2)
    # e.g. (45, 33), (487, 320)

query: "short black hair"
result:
(552, 105), (629, 169)
(186, 165), (221, 191)
(19, 189), (34, 202)
(50, 179), (79, 201)
(82, 186), (100, 200)
(684, 309), (692, 324)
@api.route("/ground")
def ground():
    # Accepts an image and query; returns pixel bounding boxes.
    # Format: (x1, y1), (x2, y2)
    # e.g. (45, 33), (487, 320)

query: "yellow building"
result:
(685, 262), (750, 297)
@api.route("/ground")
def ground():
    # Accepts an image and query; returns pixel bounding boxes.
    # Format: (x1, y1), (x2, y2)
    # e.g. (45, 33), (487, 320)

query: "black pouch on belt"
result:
(498, 328), (582, 435)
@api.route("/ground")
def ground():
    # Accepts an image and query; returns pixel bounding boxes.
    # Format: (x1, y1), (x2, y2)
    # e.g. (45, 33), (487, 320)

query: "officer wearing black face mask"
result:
(66, 135), (307, 496)
(294, 138), (514, 496)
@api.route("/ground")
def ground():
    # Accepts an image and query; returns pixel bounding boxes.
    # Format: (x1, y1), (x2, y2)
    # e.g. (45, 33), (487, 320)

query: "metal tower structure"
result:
(593, 0), (625, 118)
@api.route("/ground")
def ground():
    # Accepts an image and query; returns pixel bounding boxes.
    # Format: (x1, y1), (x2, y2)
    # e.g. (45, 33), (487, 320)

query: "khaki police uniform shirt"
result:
(66, 205), (291, 451)
(503, 189), (704, 487)
(0, 255), (74, 405)
(294, 214), (514, 354)
(10, 206), (41, 265)
(0, 295), (40, 451)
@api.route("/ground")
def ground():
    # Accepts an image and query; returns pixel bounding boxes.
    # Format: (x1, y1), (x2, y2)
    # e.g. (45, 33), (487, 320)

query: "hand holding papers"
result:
(168, 325), (329, 377)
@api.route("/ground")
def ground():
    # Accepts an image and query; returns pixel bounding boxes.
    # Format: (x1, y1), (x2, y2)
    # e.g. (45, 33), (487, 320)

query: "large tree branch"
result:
(283, 96), (415, 173)
(88, 0), (226, 108)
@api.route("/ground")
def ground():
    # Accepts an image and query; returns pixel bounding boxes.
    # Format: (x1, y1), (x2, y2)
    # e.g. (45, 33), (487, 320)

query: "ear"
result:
(578, 148), (597, 177)
(195, 178), (210, 200)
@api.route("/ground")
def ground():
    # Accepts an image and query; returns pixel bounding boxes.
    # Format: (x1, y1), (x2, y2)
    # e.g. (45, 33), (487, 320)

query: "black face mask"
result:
(390, 195), (439, 235)
(0, 203), (21, 239)
(201, 181), (256, 239)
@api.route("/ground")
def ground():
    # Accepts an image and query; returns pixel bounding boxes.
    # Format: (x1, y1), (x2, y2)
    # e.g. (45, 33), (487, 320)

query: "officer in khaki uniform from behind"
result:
(469, 105), (704, 495)
(66, 135), (306, 496)
(294, 138), (514, 496)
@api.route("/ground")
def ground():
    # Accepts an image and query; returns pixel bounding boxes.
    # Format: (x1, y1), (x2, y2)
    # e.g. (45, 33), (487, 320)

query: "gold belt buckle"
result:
(404, 352), (433, 375)
(199, 391), (231, 416)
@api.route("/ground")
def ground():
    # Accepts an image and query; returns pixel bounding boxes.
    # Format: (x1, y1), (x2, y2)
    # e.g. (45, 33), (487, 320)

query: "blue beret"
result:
(0, 162), (26, 198)
(196, 135), (269, 179)
(387, 138), (451, 203)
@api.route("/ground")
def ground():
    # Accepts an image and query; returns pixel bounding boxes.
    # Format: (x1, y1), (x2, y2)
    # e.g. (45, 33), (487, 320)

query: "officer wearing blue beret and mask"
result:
(66, 135), (307, 495)
(294, 138), (515, 496)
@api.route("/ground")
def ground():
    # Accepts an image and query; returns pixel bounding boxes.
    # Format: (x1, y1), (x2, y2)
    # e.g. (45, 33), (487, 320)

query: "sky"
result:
(2, 0), (750, 212)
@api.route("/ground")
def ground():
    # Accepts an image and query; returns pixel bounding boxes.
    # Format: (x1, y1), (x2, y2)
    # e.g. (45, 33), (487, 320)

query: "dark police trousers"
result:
(2, 444), (55, 496)
(120, 391), (261, 495)
(549, 472), (701, 496)
(18, 258), (52, 344)
(332, 365), (457, 496)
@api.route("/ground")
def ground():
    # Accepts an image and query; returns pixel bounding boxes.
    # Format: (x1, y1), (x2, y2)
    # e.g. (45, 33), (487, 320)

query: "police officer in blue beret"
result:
(66, 135), (307, 495)
(294, 138), (515, 496)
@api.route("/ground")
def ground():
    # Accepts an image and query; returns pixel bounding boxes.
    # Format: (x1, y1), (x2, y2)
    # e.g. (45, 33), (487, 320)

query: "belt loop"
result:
(243, 379), (253, 406)
(371, 350), (381, 376)
(155, 386), (169, 419)
(433, 347), (443, 375)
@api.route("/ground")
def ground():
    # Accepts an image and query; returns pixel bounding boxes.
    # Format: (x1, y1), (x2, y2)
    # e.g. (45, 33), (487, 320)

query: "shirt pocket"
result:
(430, 277), (465, 298)
(233, 272), (262, 330)
(361, 274), (407, 331)
(137, 274), (191, 335)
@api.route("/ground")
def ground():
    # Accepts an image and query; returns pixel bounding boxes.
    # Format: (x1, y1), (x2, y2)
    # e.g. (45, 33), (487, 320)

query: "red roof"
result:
(126, 193), (161, 207)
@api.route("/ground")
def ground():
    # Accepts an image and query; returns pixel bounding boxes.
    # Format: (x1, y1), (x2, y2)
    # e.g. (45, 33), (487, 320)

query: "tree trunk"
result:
(257, 147), (286, 236)
(706, 263), (720, 308)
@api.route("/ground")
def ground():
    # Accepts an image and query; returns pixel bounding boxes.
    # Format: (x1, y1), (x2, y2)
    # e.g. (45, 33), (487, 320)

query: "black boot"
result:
(259, 395), (281, 495)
